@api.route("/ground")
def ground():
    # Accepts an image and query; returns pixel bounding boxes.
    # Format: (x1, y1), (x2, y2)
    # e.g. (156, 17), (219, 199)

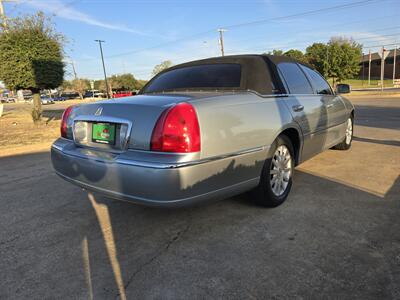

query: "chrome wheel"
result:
(270, 145), (292, 196)
(345, 118), (353, 145)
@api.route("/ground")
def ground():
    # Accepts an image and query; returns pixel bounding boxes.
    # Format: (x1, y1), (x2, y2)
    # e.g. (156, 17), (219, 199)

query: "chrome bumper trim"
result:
(51, 143), (269, 169)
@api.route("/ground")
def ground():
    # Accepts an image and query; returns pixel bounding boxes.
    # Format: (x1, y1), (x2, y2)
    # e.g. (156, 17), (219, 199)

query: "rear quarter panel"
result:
(189, 93), (296, 159)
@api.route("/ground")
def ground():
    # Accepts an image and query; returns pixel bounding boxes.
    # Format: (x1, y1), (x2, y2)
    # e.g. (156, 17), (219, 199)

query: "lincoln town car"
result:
(51, 55), (354, 207)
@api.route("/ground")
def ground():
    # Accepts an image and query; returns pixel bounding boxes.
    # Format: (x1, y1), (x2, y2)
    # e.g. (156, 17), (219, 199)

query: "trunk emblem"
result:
(95, 107), (103, 116)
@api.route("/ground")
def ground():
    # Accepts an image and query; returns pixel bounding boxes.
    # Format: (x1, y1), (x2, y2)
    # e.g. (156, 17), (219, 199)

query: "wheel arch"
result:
(276, 127), (302, 166)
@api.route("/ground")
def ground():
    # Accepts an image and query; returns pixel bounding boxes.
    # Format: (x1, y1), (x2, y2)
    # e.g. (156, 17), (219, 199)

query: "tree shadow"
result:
(42, 109), (64, 123)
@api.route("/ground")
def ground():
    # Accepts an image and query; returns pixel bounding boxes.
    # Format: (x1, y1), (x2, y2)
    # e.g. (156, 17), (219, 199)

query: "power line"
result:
(88, 0), (384, 60)
(223, 0), (384, 30)
(218, 15), (399, 48)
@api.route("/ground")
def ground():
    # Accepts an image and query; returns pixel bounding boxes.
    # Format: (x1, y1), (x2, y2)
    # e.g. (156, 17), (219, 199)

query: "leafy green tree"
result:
(61, 80), (73, 91)
(264, 49), (284, 56)
(0, 12), (64, 122)
(109, 73), (137, 90)
(136, 79), (148, 90)
(306, 38), (362, 85)
(152, 60), (173, 76)
(305, 43), (329, 76)
(284, 49), (306, 63)
(72, 78), (90, 99)
(94, 79), (104, 91)
(326, 37), (362, 85)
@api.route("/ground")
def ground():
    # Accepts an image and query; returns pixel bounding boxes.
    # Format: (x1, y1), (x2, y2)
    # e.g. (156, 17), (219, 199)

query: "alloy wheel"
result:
(270, 145), (292, 196)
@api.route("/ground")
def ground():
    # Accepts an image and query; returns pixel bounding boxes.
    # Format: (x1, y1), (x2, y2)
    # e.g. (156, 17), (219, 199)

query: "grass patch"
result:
(339, 79), (395, 88)
(0, 99), (95, 154)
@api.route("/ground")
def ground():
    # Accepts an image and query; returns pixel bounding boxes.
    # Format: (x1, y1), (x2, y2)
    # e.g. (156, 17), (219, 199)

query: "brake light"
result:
(151, 102), (200, 153)
(61, 106), (74, 138)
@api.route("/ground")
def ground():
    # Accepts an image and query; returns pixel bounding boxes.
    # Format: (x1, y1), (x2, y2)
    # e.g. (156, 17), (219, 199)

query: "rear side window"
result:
(300, 65), (333, 95)
(277, 62), (313, 94)
(143, 64), (241, 93)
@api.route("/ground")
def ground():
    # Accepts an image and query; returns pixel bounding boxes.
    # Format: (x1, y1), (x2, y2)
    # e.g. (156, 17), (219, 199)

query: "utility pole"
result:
(381, 47), (384, 91)
(70, 60), (78, 80)
(361, 52), (364, 87)
(0, 0), (16, 27)
(95, 39), (110, 99)
(0, 0), (6, 27)
(368, 49), (371, 86)
(217, 28), (226, 56)
(0, 0), (5, 21)
(393, 46), (397, 82)
(379, 47), (389, 91)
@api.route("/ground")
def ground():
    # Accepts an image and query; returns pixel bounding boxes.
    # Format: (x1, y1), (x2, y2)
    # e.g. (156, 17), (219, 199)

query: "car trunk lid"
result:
(70, 94), (192, 151)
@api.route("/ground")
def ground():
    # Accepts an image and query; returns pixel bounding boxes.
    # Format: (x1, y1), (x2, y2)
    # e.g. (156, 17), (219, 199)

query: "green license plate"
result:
(92, 123), (116, 144)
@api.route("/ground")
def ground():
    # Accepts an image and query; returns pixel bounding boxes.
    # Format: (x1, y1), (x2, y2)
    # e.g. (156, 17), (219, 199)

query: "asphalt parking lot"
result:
(1, 94), (399, 299)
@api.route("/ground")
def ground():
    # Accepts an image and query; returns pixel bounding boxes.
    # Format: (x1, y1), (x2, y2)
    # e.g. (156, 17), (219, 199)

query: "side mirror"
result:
(336, 83), (351, 94)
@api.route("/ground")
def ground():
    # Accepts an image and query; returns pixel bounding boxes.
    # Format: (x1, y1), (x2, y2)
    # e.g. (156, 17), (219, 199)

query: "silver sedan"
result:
(51, 55), (354, 207)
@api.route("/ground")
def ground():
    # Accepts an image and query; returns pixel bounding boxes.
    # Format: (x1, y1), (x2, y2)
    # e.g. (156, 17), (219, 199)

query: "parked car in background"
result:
(83, 90), (106, 98)
(52, 55), (354, 208)
(61, 92), (80, 100)
(113, 91), (134, 98)
(41, 95), (55, 105)
(5, 97), (16, 103)
(53, 96), (67, 101)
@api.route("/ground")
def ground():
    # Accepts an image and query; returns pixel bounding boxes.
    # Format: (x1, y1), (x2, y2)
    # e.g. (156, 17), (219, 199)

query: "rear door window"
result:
(300, 65), (333, 95)
(277, 62), (313, 94)
(143, 64), (242, 93)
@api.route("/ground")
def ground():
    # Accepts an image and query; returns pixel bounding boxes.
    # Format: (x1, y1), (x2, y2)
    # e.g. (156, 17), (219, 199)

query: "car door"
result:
(299, 65), (347, 148)
(277, 62), (328, 161)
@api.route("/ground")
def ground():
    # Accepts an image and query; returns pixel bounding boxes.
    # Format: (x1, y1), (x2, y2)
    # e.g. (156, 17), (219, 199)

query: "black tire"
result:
(333, 116), (353, 150)
(253, 135), (295, 207)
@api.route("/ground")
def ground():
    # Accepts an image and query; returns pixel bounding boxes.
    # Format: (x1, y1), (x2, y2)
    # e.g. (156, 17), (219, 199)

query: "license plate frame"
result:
(91, 122), (116, 145)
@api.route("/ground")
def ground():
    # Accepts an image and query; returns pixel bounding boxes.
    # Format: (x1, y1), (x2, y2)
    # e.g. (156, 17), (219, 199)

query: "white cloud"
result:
(25, 0), (147, 36)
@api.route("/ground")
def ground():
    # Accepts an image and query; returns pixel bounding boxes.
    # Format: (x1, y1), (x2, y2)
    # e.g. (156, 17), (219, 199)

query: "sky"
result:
(4, 0), (399, 80)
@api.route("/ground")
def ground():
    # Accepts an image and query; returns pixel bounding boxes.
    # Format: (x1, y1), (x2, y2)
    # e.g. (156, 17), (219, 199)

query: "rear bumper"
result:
(51, 139), (268, 207)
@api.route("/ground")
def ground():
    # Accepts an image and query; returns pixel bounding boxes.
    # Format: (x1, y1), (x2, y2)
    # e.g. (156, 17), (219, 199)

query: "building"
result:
(359, 48), (400, 80)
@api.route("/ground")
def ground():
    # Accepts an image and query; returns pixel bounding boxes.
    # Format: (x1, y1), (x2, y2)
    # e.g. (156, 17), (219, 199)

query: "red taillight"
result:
(61, 106), (74, 138)
(151, 102), (201, 153)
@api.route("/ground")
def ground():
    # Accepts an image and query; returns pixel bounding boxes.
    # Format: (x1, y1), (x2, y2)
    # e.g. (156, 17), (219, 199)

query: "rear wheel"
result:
(253, 135), (294, 207)
(333, 116), (353, 150)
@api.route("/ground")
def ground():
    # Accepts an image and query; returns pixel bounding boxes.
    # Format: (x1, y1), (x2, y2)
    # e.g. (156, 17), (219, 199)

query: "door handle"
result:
(292, 105), (304, 112)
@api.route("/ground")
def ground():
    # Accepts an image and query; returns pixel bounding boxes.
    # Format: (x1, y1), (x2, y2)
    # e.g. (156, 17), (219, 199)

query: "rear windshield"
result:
(143, 63), (242, 93)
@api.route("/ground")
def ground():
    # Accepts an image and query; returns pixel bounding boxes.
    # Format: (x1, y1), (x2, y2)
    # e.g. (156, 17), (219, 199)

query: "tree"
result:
(109, 73), (137, 90)
(305, 43), (329, 76)
(306, 38), (362, 85)
(264, 49), (284, 56)
(61, 80), (73, 91)
(135, 79), (148, 90)
(94, 79), (104, 91)
(0, 12), (64, 123)
(284, 49), (306, 63)
(152, 60), (173, 76)
(72, 78), (89, 99)
(326, 37), (362, 85)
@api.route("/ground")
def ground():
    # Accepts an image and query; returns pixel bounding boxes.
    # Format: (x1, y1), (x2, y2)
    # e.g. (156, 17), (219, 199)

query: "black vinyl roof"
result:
(142, 54), (306, 95)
